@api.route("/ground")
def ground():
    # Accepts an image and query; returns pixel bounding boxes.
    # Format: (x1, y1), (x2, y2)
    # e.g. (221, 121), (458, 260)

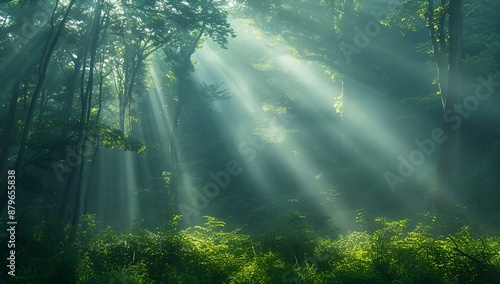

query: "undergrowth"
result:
(2, 213), (500, 284)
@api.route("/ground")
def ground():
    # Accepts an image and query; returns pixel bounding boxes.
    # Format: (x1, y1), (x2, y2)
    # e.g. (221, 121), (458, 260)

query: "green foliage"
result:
(29, 118), (146, 156)
(87, 123), (146, 153)
(229, 252), (287, 284)
(82, 216), (259, 283)
(4, 213), (500, 283)
(310, 214), (500, 284)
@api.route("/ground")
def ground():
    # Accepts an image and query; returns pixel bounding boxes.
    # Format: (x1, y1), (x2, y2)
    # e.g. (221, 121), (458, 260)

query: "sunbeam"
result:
(3, 0), (499, 281)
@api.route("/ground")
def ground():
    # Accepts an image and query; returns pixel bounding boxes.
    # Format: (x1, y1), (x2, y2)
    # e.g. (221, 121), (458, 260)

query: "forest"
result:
(1, 0), (500, 283)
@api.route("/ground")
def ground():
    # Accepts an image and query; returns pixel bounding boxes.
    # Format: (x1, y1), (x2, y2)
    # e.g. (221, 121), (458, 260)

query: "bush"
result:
(5, 213), (500, 283)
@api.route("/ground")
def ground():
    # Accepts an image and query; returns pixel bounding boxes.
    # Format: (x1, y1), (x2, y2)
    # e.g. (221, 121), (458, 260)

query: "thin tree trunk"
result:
(68, 0), (103, 243)
(0, 0), (77, 214)
(37, 89), (49, 120)
(84, 63), (105, 215)
(83, 146), (100, 215)
(15, 0), (76, 172)
(63, 56), (82, 120)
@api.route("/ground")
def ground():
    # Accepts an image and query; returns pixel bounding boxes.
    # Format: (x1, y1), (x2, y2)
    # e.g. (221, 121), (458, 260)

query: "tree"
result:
(111, 0), (175, 134)
(435, 0), (463, 212)
(0, 0), (78, 215)
(160, 0), (235, 211)
(394, 0), (464, 211)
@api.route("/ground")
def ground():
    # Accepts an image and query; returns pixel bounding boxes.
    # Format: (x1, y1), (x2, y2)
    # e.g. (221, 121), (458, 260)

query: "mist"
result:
(1, 0), (500, 282)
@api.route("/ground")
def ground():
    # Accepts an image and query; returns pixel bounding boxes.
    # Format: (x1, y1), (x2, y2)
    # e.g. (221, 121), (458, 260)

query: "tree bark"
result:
(435, 0), (462, 213)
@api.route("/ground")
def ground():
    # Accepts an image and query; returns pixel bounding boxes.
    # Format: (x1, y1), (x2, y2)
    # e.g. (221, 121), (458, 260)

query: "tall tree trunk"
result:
(428, 0), (448, 108)
(68, 0), (103, 243)
(435, 0), (463, 213)
(168, 28), (205, 165)
(63, 55), (82, 120)
(84, 63), (105, 215)
(168, 29), (205, 212)
(118, 47), (142, 134)
(169, 73), (189, 165)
